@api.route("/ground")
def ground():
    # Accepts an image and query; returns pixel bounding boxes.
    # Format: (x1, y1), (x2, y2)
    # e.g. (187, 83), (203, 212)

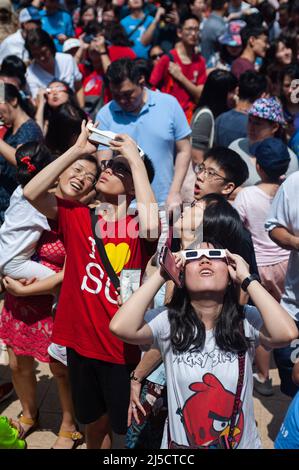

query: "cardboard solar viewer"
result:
(87, 122), (145, 158)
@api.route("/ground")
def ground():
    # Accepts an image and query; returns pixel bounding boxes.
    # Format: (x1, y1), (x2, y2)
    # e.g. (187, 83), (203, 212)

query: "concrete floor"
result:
(0, 360), (292, 449)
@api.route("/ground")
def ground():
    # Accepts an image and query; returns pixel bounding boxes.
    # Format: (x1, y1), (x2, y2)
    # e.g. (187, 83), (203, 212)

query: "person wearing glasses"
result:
(111, 241), (298, 448)
(22, 123), (159, 449)
(150, 15), (206, 123)
(149, 45), (165, 66)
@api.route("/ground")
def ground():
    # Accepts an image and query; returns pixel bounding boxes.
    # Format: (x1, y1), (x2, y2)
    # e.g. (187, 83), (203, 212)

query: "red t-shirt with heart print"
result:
(52, 197), (157, 365)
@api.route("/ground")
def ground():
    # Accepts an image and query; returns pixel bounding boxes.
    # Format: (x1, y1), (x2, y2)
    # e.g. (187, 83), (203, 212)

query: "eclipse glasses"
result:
(181, 249), (227, 261)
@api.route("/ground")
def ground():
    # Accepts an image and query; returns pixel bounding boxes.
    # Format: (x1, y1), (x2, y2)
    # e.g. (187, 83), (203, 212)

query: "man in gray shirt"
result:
(201, 0), (228, 61)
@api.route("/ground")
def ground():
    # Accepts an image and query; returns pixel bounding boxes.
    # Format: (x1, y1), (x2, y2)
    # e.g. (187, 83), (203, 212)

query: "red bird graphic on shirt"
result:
(170, 373), (244, 449)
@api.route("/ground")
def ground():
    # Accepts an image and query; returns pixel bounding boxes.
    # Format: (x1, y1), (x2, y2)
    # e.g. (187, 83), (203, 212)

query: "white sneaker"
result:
(48, 343), (67, 366)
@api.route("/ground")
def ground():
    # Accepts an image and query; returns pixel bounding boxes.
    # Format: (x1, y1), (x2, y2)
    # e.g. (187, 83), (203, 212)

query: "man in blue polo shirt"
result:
(40, 0), (74, 52)
(96, 58), (191, 210)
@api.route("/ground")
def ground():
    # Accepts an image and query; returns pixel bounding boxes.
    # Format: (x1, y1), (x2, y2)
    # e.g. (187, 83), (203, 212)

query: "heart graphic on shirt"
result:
(104, 243), (131, 274)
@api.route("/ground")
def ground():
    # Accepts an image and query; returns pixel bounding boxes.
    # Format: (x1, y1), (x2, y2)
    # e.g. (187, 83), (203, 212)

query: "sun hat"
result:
(248, 97), (286, 125)
(62, 38), (81, 53)
(218, 20), (246, 47)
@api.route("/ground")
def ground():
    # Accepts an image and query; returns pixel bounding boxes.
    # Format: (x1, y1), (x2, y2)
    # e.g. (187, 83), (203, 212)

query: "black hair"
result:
(104, 22), (133, 47)
(238, 71), (268, 102)
(133, 58), (153, 86)
(197, 69), (238, 118)
(178, 13), (200, 28)
(2, 82), (33, 117)
(45, 102), (88, 156)
(77, 5), (97, 27)
(25, 28), (56, 58)
(204, 146), (249, 188)
(16, 142), (55, 187)
(84, 19), (104, 37)
(202, 194), (247, 253)
(211, 0), (227, 10)
(258, 1), (276, 25)
(240, 25), (268, 48)
(167, 237), (251, 354)
(105, 58), (145, 86)
(1, 55), (26, 88)
(280, 63), (299, 110)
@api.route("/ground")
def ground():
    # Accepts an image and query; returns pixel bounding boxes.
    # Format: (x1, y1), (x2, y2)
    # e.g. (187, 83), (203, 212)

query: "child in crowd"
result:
(234, 137), (291, 396)
(0, 142), (56, 280)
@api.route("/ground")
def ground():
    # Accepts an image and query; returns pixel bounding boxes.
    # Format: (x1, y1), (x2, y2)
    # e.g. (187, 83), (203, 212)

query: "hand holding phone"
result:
(86, 123), (145, 157)
(159, 246), (183, 288)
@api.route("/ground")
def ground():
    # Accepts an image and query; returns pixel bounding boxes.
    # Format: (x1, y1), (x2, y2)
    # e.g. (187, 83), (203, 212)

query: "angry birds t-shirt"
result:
(147, 306), (263, 449)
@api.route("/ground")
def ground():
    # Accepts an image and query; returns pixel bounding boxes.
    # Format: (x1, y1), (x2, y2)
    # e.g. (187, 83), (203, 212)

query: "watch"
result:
(130, 370), (142, 383)
(241, 274), (259, 292)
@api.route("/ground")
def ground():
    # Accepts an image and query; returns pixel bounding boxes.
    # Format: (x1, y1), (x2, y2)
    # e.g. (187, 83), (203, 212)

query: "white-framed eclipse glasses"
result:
(181, 249), (227, 261)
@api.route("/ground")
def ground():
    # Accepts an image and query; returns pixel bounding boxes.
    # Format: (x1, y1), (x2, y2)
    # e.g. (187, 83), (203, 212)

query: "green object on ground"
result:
(0, 416), (26, 449)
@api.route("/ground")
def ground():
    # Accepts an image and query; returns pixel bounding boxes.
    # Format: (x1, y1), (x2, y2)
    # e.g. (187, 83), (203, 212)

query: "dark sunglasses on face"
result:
(150, 53), (164, 60)
(100, 159), (132, 177)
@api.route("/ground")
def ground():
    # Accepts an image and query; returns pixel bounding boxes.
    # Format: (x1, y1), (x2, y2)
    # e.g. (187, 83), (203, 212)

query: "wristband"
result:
(241, 274), (259, 292)
(99, 52), (108, 55)
(130, 370), (142, 383)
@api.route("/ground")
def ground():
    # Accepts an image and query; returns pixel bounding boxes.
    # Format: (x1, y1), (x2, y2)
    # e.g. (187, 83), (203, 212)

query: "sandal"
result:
(17, 411), (39, 439)
(51, 430), (84, 449)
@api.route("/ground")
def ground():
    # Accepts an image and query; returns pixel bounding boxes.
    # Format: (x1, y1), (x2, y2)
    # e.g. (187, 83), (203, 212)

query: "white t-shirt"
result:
(0, 30), (29, 65)
(234, 186), (290, 266)
(0, 185), (50, 271)
(147, 306), (262, 449)
(265, 171), (299, 321)
(26, 52), (82, 98)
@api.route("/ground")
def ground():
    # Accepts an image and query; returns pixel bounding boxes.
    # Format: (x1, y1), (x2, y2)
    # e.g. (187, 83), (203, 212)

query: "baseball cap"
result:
(0, 0), (13, 13)
(253, 137), (290, 177)
(62, 38), (81, 53)
(19, 6), (40, 24)
(218, 20), (246, 47)
(248, 97), (286, 125)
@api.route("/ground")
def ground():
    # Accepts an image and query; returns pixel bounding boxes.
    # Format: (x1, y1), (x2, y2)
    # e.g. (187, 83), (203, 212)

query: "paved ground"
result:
(0, 359), (292, 449)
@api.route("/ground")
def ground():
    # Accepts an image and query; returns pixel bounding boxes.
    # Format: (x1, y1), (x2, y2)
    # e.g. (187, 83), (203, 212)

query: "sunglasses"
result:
(181, 249), (227, 262)
(150, 53), (164, 60)
(100, 159), (132, 177)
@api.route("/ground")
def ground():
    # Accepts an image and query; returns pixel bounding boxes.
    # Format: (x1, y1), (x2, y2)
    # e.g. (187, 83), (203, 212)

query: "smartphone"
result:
(86, 123), (145, 157)
(159, 246), (183, 288)
(120, 269), (141, 303)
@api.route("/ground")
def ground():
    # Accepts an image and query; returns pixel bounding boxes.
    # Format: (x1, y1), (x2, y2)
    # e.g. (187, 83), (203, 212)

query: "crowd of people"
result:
(0, 0), (299, 451)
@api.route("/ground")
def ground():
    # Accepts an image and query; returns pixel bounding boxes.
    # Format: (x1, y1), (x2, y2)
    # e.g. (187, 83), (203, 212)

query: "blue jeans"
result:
(273, 320), (299, 397)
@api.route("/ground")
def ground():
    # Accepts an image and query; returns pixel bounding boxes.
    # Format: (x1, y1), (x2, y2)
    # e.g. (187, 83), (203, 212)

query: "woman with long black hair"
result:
(0, 82), (43, 224)
(110, 240), (297, 448)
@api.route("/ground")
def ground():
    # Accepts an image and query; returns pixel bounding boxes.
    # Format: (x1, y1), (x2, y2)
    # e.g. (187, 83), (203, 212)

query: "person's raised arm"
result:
(166, 137), (191, 212)
(109, 134), (160, 241)
(141, 8), (164, 46)
(23, 121), (97, 220)
(110, 268), (166, 345)
(226, 250), (298, 348)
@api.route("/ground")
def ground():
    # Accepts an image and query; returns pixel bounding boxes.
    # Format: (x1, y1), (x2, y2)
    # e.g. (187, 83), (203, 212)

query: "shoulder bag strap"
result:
(90, 208), (120, 291)
(127, 14), (149, 39)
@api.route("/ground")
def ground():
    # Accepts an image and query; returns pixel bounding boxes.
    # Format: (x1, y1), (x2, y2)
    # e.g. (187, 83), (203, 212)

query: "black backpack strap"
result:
(90, 208), (120, 291)
(127, 14), (149, 39)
